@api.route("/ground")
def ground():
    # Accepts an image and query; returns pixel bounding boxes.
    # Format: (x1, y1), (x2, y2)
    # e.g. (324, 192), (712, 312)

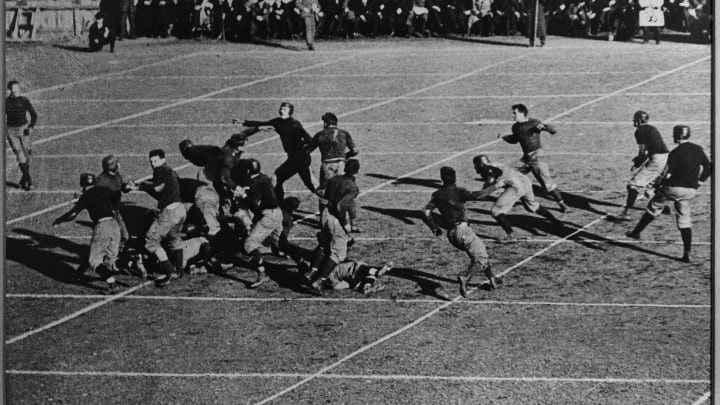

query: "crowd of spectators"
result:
(98, 0), (711, 44)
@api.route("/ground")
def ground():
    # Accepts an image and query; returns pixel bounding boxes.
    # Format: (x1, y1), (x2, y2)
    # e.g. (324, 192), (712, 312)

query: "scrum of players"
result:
(53, 101), (711, 298)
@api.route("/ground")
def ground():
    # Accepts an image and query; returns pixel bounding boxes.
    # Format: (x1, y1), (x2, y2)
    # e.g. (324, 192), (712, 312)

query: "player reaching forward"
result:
(422, 166), (498, 298)
(498, 103), (568, 213)
(237, 102), (319, 201)
(472, 155), (564, 242)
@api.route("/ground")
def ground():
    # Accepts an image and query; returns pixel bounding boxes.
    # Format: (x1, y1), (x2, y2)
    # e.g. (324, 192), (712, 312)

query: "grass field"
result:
(5, 36), (712, 404)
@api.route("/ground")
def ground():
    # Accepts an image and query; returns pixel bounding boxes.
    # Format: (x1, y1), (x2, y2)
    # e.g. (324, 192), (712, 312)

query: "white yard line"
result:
(34, 120), (712, 129)
(690, 391), (711, 405)
(32, 92), (711, 103)
(22, 151), (639, 158)
(4, 294), (710, 309)
(111, 69), (710, 79)
(24, 52), (205, 96)
(3, 53), (529, 344)
(9, 55), (357, 153)
(254, 54), (712, 405)
(3, 369), (710, 385)
(4, 233), (712, 246)
(4, 280), (154, 345)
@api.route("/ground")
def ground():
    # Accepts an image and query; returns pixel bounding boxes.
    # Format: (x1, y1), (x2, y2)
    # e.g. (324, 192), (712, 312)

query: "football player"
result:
(626, 125), (711, 263)
(498, 103), (569, 213)
(231, 159), (284, 288)
(472, 154), (564, 242)
(422, 166), (498, 298)
(614, 110), (669, 220)
(128, 149), (186, 287)
(323, 260), (394, 294)
(95, 155), (132, 250)
(53, 173), (121, 293)
(237, 102), (319, 201)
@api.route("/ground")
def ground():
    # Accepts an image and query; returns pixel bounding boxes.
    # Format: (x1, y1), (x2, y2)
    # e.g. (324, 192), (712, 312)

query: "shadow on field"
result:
(467, 209), (560, 237)
(361, 205), (426, 225)
(564, 220), (681, 261)
(386, 267), (457, 300)
(532, 185), (622, 214)
(7, 228), (107, 291)
(6, 181), (21, 189)
(52, 44), (93, 53)
(365, 173), (442, 189)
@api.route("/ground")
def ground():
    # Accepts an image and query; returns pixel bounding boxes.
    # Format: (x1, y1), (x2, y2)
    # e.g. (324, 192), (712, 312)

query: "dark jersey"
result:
(95, 171), (126, 210)
(634, 125), (669, 156)
(179, 178), (206, 203)
(507, 118), (556, 155)
(325, 174), (359, 218)
(426, 185), (475, 224)
(152, 164), (182, 209)
(183, 144), (223, 168)
(244, 117), (312, 158)
(6, 95), (37, 127)
(309, 127), (357, 161)
(663, 142), (711, 189)
(75, 186), (115, 224)
(246, 174), (279, 213)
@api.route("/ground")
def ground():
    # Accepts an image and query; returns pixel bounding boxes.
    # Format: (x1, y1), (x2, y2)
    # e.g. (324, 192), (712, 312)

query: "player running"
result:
(626, 125), (711, 263)
(613, 110), (669, 220)
(498, 103), (569, 213)
(472, 155), (564, 242)
(422, 166), (499, 298)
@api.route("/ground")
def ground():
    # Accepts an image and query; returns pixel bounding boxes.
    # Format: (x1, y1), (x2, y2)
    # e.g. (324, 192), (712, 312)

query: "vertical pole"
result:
(531, 0), (538, 47)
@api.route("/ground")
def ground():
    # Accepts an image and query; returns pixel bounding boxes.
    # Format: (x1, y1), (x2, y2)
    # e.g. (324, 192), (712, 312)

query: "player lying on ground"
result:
(422, 166), (499, 298)
(472, 154), (565, 243)
(302, 159), (361, 293)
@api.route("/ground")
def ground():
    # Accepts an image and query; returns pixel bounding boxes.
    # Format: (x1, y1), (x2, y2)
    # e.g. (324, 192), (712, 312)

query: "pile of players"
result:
(55, 102), (711, 299)
(54, 102), (390, 296)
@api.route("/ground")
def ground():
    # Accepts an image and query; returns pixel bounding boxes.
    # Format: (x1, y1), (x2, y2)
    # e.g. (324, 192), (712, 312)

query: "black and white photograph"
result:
(3, 0), (714, 402)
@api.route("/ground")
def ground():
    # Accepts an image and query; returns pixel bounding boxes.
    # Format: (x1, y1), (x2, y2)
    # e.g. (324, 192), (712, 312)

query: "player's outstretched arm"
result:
(52, 207), (80, 226)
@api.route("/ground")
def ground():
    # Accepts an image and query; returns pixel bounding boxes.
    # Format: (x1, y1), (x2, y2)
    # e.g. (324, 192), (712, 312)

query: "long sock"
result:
(494, 214), (513, 235)
(170, 249), (184, 278)
(680, 228), (692, 257)
(625, 186), (639, 209)
(630, 213), (655, 236)
(550, 188), (563, 203)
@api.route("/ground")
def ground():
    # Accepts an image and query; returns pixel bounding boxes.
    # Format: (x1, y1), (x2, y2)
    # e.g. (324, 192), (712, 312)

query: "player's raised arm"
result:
(497, 133), (519, 143)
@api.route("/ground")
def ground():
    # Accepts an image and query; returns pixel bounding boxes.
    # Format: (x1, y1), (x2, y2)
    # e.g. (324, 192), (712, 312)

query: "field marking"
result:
(34, 120), (712, 129)
(255, 54), (712, 405)
(5, 294), (710, 309)
(23, 52), (205, 96)
(4, 280), (154, 345)
(4, 53), (530, 344)
(111, 69), (710, 79)
(5, 135), (284, 226)
(4, 370), (710, 385)
(32, 92), (711, 103)
(7, 54), (358, 153)
(4, 233), (712, 246)
(21, 151), (641, 158)
(690, 391), (711, 405)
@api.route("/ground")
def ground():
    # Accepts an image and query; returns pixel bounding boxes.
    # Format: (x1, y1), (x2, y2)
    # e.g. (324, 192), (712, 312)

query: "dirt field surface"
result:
(5, 35), (711, 404)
